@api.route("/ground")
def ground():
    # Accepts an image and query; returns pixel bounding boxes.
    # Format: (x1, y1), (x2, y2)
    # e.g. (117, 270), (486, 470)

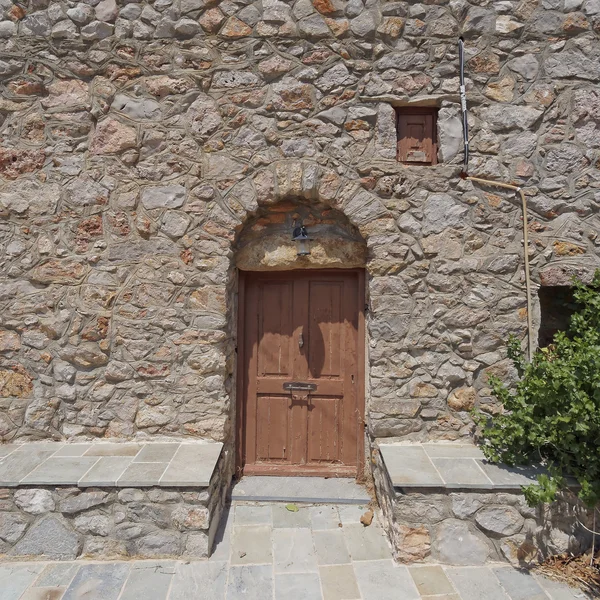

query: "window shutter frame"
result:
(396, 107), (438, 166)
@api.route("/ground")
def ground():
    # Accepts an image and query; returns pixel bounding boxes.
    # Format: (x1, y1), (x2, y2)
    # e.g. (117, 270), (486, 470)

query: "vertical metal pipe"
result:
(458, 37), (469, 173)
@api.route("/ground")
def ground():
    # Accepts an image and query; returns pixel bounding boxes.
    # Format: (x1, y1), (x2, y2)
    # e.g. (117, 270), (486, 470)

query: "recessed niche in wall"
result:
(396, 107), (439, 165)
(538, 286), (578, 348)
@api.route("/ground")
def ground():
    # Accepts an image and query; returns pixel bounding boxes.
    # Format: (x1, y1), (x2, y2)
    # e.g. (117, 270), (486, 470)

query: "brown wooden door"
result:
(238, 270), (364, 477)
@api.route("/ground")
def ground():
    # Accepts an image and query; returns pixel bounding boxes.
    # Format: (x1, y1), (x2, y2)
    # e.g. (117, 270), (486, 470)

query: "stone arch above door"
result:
(222, 160), (399, 245)
(233, 196), (367, 271)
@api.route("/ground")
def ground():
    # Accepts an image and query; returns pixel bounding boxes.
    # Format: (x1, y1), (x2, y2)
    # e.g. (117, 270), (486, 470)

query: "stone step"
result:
(231, 476), (370, 504)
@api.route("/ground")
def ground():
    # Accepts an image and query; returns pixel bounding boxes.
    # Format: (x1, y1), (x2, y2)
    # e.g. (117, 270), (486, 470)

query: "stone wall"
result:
(0, 485), (211, 559)
(0, 0), (600, 449)
(372, 450), (593, 566)
(0, 446), (230, 560)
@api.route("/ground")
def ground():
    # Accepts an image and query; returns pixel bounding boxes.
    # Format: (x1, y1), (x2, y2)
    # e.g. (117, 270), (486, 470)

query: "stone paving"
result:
(0, 502), (589, 600)
(0, 441), (223, 488)
(379, 443), (547, 490)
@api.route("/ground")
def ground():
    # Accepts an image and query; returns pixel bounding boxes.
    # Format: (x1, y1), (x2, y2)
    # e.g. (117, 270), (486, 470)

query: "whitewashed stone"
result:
(141, 186), (186, 209)
(14, 490), (55, 515)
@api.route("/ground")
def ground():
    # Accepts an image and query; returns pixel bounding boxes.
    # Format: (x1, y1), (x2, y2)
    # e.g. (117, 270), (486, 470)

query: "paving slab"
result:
(0, 448), (58, 486)
(422, 444), (486, 459)
(273, 528), (318, 573)
(493, 567), (548, 600)
(159, 443), (223, 486)
(117, 461), (168, 487)
(534, 574), (590, 599)
(337, 504), (371, 526)
(320, 564), (360, 600)
(232, 476), (369, 504)
(12, 443), (63, 453)
(118, 561), (176, 600)
(62, 563), (130, 600)
(272, 503), (311, 528)
(21, 457), (99, 485)
(0, 564), (44, 600)
(478, 462), (546, 489)
(313, 529), (350, 565)
(354, 561), (420, 600)
(33, 563), (80, 587)
(379, 445), (444, 487)
(309, 505), (341, 530)
(0, 445), (17, 458)
(227, 565), (273, 600)
(431, 458), (493, 487)
(445, 567), (511, 600)
(19, 587), (65, 600)
(78, 456), (133, 486)
(230, 525), (272, 565)
(53, 444), (92, 457)
(234, 504), (272, 526)
(343, 523), (391, 561)
(84, 443), (141, 457)
(209, 506), (233, 563)
(409, 565), (457, 596)
(132, 443), (180, 463)
(275, 572), (323, 600)
(169, 561), (228, 600)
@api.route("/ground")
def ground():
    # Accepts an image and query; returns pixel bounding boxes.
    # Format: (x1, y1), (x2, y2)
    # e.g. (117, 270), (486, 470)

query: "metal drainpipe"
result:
(464, 177), (534, 362)
(458, 39), (534, 361)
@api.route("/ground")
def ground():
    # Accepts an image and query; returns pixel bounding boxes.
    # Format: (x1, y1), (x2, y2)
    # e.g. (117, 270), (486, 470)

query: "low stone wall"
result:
(373, 449), (593, 567)
(0, 447), (231, 560)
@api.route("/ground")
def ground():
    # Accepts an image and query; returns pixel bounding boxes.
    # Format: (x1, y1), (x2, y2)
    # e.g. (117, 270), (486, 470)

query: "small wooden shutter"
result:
(397, 108), (438, 165)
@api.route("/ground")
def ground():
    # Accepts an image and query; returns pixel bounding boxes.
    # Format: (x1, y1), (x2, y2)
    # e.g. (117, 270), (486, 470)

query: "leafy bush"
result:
(477, 271), (600, 508)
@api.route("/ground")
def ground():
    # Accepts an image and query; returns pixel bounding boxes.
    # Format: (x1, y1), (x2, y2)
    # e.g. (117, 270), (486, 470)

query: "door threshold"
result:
(230, 475), (371, 505)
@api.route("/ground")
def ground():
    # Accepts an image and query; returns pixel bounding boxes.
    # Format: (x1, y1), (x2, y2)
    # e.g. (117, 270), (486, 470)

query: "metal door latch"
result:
(283, 382), (317, 392)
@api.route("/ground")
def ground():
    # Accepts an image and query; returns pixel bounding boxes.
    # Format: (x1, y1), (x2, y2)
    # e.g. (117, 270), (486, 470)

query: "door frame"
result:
(235, 268), (366, 480)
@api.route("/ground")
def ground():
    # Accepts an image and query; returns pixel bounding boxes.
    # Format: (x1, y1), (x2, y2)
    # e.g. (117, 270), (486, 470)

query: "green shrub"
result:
(477, 271), (600, 508)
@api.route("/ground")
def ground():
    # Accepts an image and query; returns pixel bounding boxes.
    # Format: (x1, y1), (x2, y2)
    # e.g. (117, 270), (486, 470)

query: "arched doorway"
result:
(234, 198), (366, 478)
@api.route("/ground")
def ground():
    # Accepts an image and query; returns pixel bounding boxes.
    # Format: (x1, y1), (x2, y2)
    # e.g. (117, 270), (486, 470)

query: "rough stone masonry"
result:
(0, 0), (599, 456)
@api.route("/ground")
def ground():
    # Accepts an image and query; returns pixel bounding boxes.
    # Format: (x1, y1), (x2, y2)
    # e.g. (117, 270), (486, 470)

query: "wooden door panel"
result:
(308, 281), (343, 378)
(308, 396), (341, 464)
(257, 281), (293, 377)
(256, 395), (289, 462)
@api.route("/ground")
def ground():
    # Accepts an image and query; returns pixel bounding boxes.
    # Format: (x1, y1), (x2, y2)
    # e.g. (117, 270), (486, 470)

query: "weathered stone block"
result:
(59, 492), (110, 514)
(432, 519), (492, 565)
(475, 506), (525, 537)
(11, 516), (81, 559)
(0, 512), (29, 543)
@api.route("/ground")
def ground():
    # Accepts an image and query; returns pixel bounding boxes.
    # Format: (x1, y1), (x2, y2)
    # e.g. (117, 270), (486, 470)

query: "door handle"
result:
(298, 330), (304, 348)
(291, 393), (314, 409)
(291, 393), (309, 403)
